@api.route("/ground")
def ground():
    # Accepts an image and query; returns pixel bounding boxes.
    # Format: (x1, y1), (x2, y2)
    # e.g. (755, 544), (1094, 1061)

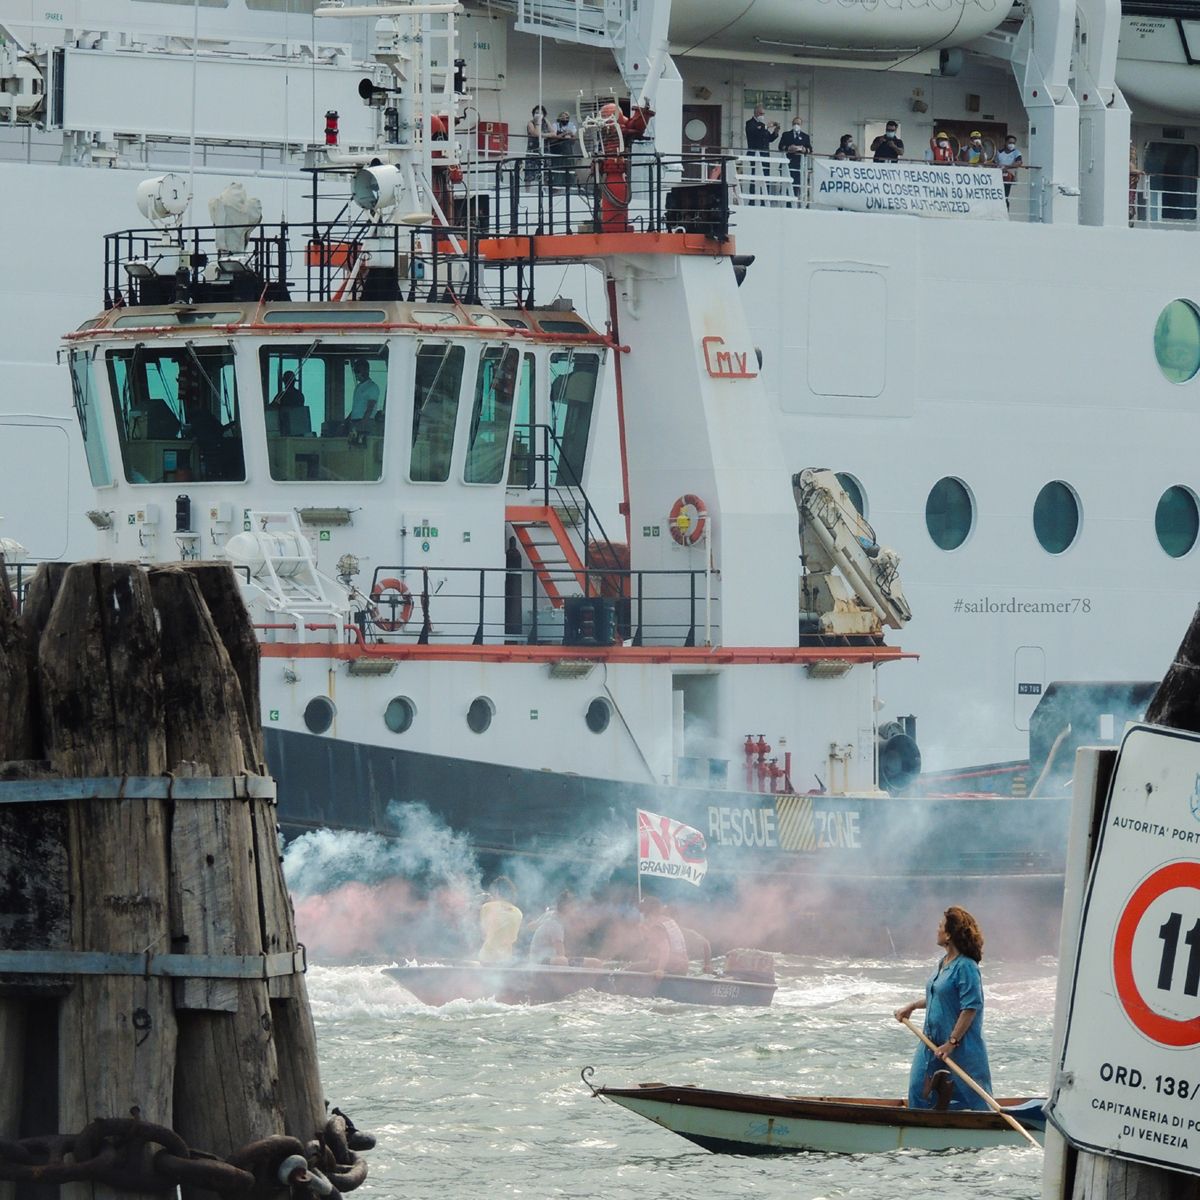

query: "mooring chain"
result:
(0, 1109), (375, 1197)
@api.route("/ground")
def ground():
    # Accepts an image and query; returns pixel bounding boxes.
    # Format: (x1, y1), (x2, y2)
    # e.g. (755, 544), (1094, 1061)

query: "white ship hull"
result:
(3, 0), (1199, 784)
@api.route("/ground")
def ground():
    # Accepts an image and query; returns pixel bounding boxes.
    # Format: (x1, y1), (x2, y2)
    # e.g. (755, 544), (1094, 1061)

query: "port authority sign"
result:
(1048, 724), (1200, 1174)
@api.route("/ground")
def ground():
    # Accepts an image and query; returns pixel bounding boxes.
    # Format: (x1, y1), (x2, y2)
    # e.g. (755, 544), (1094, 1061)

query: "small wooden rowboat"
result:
(584, 1071), (1046, 1154)
(382, 963), (776, 1007)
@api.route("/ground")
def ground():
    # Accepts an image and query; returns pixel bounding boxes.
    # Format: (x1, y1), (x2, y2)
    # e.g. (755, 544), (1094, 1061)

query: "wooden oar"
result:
(899, 1017), (1038, 1147)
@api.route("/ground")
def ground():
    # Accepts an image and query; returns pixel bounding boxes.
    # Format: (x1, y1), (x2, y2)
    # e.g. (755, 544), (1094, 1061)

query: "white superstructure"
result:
(3, 0), (1200, 777)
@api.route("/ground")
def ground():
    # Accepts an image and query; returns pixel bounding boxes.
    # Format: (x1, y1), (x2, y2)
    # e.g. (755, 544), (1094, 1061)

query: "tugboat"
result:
(57, 2), (1069, 955)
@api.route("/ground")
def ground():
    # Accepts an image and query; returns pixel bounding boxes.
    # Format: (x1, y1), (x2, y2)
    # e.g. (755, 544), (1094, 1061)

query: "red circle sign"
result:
(1112, 860), (1200, 1047)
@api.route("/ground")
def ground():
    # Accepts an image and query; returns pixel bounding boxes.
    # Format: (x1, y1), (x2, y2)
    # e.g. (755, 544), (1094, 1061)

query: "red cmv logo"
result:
(701, 335), (758, 379)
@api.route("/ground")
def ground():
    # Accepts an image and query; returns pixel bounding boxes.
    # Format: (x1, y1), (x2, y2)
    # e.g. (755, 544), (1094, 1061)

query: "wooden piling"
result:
(0, 560), (353, 1199)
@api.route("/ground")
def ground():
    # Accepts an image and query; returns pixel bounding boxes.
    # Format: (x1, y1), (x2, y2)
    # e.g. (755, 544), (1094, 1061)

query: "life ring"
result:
(669, 494), (707, 546)
(371, 577), (414, 632)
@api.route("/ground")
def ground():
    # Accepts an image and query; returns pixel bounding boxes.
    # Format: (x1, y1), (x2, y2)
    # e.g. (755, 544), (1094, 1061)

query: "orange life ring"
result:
(669, 494), (708, 546)
(371, 577), (414, 632)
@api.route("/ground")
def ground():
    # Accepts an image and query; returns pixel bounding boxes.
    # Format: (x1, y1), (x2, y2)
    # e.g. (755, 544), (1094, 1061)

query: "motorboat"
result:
(383, 961), (776, 1007)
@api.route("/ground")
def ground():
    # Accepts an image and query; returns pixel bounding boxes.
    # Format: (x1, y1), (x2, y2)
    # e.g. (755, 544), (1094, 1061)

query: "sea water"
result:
(307, 955), (1055, 1199)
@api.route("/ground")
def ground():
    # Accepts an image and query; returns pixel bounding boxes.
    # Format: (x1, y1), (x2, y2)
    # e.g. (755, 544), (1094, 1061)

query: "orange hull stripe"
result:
(258, 642), (914, 664)
(477, 231), (736, 261)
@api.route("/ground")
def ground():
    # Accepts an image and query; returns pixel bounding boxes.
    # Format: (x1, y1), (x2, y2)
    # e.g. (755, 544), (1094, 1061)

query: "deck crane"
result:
(793, 468), (912, 641)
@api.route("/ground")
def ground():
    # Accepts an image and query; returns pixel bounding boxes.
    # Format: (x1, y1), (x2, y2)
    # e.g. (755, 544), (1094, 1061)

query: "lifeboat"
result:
(668, 0), (1012, 58)
(1118, 9), (1200, 118)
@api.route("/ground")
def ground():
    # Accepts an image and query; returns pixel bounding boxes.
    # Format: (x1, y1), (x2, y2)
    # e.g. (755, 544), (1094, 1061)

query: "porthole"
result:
(467, 696), (494, 734)
(1156, 485), (1200, 558)
(384, 696), (416, 734)
(925, 477), (973, 551)
(585, 697), (612, 733)
(303, 696), (336, 735)
(1033, 481), (1081, 554)
(1154, 300), (1200, 383)
(835, 472), (867, 518)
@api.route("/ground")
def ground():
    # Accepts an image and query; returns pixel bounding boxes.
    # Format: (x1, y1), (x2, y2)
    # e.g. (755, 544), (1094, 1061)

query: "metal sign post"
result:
(1048, 722), (1200, 1176)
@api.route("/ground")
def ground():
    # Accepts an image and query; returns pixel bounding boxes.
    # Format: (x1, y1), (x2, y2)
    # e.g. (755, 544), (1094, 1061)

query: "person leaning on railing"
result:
(833, 134), (860, 161)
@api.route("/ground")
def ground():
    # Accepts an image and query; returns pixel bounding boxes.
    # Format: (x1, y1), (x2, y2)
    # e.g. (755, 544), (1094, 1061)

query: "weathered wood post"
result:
(0, 560), (372, 1199)
(1044, 604), (1200, 1200)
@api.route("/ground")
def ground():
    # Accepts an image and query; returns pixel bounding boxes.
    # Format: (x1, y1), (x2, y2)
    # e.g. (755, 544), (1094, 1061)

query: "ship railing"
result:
(709, 150), (1044, 223)
(515, 0), (611, 45)
(101, 153), (733, 310)
(464, 152), (732, 242)
(358, 564), (721, 648)
(1130, 171), (1200, 228)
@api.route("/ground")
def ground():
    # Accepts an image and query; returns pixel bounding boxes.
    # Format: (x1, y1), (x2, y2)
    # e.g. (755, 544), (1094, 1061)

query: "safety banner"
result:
(811, 159), (1008, 220)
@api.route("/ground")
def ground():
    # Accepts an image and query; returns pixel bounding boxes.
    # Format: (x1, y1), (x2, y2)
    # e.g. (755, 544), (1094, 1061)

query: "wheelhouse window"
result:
(68, 350), (112, 487)
(106, 344), (243, 483)
(464, 346), (520, 484)
(547, 350), (601, 485)
(507, 354), (537, 487)
(411, 343), (466, 482)
(259, 345), (388, 482)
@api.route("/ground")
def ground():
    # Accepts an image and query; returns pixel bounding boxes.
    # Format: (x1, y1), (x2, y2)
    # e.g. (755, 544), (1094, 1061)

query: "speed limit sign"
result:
(1048, 724), (1200, 1173)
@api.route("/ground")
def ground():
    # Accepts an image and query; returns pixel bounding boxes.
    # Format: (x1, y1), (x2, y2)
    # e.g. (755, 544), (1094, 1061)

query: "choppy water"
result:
(308, 955), (1056, 1199)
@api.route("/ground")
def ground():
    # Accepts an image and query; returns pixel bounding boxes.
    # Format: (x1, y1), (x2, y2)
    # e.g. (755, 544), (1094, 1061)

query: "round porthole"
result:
(303, 696), (336, 735)
(925, 477), (974, 551)
(384, 696), (416, 734)
(585, 697), (612, 733)
(1156, 485), (1200, 558)
(683, 118), (708, 142)
(467, 696), (494, 733)
(1154, 300), (1200, 384)
(1033, 481), (1081, 554)
(835, 472), (867, 518)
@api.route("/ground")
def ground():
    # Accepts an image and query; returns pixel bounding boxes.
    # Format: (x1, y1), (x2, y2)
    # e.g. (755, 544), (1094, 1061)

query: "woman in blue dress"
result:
(894, 906), (991, 1109)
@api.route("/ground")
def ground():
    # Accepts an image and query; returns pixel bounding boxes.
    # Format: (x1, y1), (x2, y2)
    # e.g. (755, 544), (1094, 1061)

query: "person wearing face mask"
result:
(778, 115), (813, 198)
(995, 134), (1023, 205)
(959, 130), (987, 166)
(870, 120), (904, 162)
(744, 105), (780, 204)
(930, 131), (954, 164)
(833, 134), (859, 161)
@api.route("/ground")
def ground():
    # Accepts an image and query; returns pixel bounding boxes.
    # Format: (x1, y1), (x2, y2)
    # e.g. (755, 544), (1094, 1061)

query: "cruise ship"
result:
(2, 0), (1197, 787)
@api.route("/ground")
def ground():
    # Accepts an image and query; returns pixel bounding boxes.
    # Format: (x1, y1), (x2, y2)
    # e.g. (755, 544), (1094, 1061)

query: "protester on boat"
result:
(894, 906), (991, 1110)
(664, 905), (712, 973)
(833, 135), (859, 161)
(477, 876), (523, 963)
(629, 896), (689, 978)
(529, 889), (573, 965)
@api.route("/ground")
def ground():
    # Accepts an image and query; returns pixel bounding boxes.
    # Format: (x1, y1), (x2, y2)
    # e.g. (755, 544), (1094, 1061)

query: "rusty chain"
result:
(0, 1108), (374, 1197)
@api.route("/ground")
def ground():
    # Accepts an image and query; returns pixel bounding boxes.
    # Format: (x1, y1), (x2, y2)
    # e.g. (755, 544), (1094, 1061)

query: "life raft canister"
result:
(371, 577), (414, 631)
(669, 494), (707, 546)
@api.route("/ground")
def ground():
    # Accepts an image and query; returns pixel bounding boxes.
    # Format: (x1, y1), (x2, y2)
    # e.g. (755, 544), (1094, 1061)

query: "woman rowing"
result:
(894, 906), (992, 1109)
